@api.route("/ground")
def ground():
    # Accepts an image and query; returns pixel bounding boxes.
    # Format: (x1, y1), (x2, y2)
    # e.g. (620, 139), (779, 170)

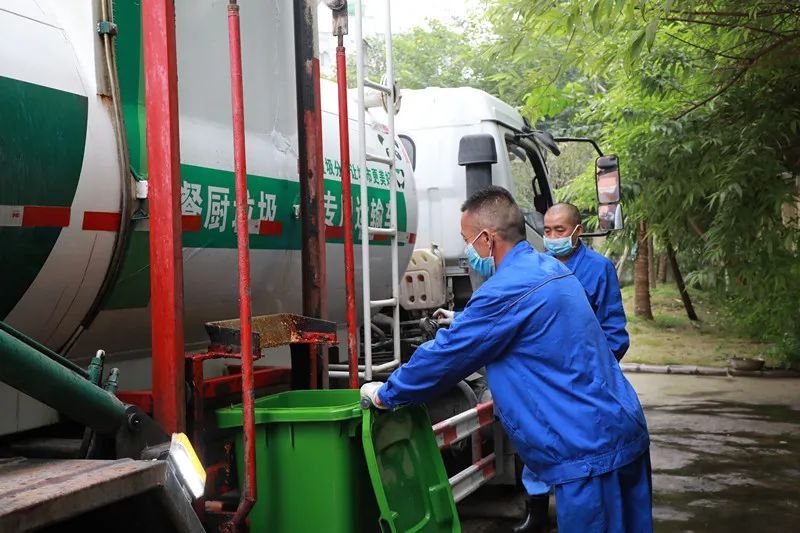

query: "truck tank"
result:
(0, 0), (416, 432)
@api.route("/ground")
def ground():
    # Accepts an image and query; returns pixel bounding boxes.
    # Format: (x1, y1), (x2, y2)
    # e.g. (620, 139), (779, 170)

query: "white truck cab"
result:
(387, 87), (579, 310)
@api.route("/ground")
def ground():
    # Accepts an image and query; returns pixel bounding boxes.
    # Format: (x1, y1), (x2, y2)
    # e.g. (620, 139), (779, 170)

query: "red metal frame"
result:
(142, 0), (186, 434)
(223, 2), (257, 530)
(116, 366), (290, 416)
(336, 41), (359, 390)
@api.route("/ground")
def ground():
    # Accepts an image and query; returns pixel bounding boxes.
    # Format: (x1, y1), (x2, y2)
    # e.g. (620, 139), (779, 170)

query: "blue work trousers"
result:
(554, 451), (653, 533)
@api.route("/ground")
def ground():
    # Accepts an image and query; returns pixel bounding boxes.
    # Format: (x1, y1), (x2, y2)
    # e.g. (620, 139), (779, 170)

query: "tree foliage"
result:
(486, 0), (800, 358)
(346, 20), (486, 90)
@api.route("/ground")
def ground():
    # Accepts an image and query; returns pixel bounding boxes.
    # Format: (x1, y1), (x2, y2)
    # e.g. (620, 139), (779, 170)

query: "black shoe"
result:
(511, 494), (550, 533)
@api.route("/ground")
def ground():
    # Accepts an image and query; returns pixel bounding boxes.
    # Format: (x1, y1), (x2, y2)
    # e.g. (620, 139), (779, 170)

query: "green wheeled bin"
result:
(217, 389), (460, 532)
(216, 389), (379, 533)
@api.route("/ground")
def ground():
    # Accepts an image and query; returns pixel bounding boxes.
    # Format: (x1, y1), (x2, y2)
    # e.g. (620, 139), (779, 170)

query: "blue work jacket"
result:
(379, 241), (649, 485)
(559, 242), (630, 360)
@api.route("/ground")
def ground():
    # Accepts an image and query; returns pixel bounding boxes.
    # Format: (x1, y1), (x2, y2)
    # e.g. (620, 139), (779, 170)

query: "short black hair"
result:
(461, 186), (526, 243)
(547, 202), (582, 227)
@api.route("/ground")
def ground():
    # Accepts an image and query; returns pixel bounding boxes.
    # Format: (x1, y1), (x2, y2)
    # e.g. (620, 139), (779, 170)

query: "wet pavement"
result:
(461, 373), (800, 532)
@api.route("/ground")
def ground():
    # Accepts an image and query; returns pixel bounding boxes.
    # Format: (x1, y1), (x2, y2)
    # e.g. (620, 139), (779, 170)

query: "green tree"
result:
(488, 0), (800, 357)
(346, 20), (490, 89)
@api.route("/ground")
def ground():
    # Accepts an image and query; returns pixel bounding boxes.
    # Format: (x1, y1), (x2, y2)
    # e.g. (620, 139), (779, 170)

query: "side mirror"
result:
(595, 154), (623, 231)
(598, 203), (623, 232)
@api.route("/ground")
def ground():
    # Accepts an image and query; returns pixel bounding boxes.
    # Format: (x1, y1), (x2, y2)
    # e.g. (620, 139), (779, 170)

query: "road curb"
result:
(620, 362), (800, 378)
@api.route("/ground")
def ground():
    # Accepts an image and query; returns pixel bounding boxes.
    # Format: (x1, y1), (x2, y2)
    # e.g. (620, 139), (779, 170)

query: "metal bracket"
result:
(329, 2), (349, 37)
(552, 136), (605, 157)
(204, 313), (338, 356)
(114, 405), (170, 460)
(97, 20), (118, 36)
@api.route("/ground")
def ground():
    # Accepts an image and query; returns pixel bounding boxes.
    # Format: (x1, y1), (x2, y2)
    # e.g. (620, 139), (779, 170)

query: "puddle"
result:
(648, 400), (800, 532)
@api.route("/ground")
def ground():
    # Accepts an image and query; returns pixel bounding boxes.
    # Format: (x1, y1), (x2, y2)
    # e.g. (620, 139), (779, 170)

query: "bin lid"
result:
(361, 406), (461, 533)
(216, 389), (362, 427)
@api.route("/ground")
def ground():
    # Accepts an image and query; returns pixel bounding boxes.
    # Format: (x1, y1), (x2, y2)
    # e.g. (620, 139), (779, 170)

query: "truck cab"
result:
(387, 87), (571, 311)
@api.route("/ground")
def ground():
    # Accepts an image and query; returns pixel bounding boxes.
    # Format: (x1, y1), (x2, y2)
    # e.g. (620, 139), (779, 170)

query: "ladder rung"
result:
(368, 226), (396, 236)
(364, 79), (392, 95)
(366, 153), (393, 166)
(370, 298), (397, 308)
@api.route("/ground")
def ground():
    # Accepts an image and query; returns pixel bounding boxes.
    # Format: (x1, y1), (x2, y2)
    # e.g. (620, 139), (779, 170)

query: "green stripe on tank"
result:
(101, 164), (408, 310)
(114, 0), (147, 180)
(0, 76), (88, 319)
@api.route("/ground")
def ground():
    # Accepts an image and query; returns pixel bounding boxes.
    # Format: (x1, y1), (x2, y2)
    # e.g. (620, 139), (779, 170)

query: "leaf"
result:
(591, 0), (602, 31)
(645, 20), (658, 51)
(625, 28), (647, 71)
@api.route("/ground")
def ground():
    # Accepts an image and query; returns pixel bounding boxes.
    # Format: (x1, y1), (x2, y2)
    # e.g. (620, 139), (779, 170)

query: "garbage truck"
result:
(0, 0), (623, 529)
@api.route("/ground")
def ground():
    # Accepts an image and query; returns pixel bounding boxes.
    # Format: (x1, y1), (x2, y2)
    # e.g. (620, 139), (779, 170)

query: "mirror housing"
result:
(595, 154), (623, 231)
(458, 134), (497, 199)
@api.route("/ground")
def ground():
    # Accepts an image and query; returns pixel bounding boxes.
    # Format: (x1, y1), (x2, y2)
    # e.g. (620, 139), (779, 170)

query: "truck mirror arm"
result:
(552, 137), (604, 157)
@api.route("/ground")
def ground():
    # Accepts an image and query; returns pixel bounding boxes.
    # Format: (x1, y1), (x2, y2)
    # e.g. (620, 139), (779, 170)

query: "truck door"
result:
(504, 137), (554, 251)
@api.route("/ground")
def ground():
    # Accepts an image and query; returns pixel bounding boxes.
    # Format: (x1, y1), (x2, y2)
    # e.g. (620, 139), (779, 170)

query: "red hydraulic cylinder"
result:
(142, 0), (186, 434)
(222, 2), (257, 531)
(336, 41), (359, 390)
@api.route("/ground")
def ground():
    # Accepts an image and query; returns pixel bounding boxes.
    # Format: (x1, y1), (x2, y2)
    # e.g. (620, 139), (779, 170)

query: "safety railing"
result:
(432, 401), (497, 503)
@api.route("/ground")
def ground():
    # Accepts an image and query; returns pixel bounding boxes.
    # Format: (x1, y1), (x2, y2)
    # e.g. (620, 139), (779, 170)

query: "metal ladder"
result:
(355, 0), (401, 380)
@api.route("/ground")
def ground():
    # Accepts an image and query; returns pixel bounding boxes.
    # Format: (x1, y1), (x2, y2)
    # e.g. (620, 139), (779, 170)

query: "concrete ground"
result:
(460, 373), (800, 532)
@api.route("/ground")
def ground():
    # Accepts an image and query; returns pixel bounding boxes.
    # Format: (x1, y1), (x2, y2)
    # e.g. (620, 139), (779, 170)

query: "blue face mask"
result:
(544, 226), (579, 257)
(465, 231), (496, 278)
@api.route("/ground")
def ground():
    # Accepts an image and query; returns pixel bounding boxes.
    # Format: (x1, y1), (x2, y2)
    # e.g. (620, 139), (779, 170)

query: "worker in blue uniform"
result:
(514, 202), (632, 532)
(361, 187), (653, 533)
(544, 202), (629, 360)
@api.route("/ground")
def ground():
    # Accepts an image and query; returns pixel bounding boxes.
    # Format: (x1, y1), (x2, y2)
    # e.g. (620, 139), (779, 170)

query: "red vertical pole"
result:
(336, 40), (359, 390)
(143, 0), (185, 434)
(224, 2), (256, 530)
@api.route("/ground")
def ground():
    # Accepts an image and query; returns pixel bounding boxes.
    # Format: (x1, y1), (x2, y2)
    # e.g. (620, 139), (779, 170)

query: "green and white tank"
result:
(0, 0), (416, 431)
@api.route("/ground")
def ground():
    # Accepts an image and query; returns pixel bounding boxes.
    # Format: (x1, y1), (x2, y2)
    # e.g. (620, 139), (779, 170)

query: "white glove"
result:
(433, 308), (455, 326)
(360, 381), (387, 409)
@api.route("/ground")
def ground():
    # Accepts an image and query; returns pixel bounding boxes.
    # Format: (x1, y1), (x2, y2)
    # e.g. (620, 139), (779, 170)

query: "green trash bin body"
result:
(217, 389), (379, 533)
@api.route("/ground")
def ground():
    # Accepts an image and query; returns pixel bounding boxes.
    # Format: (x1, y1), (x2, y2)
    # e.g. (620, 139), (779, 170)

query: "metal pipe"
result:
(142, 0), (186, 434)
(354, 0), (373, 381)
(293, 0), (328, 389)
(335, 38), (359, 390)
(66, 0), (135, 350)
(223, 2), (256, 531)
(454, 380), (483, 463)
(384, 0), (401, 373)
(0, 326), (127, 434)
(0, 321), (88, 378)
(328, 358), (399, 378)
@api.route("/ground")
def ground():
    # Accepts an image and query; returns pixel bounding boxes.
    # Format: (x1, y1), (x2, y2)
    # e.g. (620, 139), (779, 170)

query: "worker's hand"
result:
(360, 381), (387, 409)
(433, 308), (455, 326)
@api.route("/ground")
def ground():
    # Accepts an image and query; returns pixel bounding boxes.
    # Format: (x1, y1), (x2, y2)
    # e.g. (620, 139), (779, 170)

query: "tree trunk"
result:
(616, 245), (630, 279)
(658, 253), (668, 283)
(666, 241), (699, 321)
(648, 236), (656, 289)
(634, 221), (654, 320)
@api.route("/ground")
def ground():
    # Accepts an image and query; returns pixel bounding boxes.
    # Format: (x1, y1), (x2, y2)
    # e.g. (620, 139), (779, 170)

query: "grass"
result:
(620, 284), (779, 368)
